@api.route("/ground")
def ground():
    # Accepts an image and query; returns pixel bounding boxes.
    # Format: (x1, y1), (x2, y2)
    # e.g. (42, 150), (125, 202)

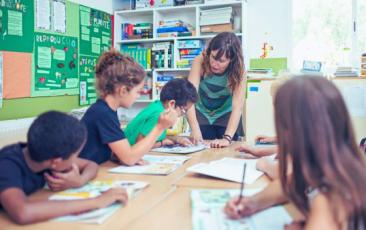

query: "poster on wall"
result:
(0, 52), (3, 108)
(79, 5), (112, 56)
(36, 0), (66, 33)
(33, 32), (79, 96)
(0, 0), (34, 52)
(79, 55), (98, 105)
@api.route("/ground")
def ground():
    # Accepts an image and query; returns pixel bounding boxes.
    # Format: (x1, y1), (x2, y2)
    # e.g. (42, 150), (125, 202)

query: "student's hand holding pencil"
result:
(224, 196), (258, 219)
(96, 188), (129, 208)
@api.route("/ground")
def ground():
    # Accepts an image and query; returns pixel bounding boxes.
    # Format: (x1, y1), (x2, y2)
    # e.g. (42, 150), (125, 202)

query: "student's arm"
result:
(224, 179), (288, 219)
(187, 55), (204, 143)
(236, 144), (278, 157)
(45, 158), (98, 191)
(256, 158), (279, 180)
(304, 193), (340, 230)
(0, 187), (128, 225)
(211, 77), (245, 148)
(110, 109), (178, 166)
(167, 136), (193, 146)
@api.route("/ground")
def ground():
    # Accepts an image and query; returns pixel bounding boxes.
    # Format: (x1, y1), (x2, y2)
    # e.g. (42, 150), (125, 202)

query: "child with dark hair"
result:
(0, 111), (127, 225)
(80, 49), (178, 165)
(125, 78), (198, 148)
(224, 76), (366, 229)
(187, 32), (246, 148)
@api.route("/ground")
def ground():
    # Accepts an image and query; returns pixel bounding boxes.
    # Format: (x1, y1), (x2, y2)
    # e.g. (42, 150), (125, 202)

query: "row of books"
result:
(157, 20), (194, 38)
(361, 54), (366, 77)
(176, 40), (203, 68)
(334, 66), (359, 77)
(121, 23), (153, 40)
(121, 45), (152, 69)
(200, 6), (234, 34)
(121, 42), (174, 69)
(247, 69), (274, 79)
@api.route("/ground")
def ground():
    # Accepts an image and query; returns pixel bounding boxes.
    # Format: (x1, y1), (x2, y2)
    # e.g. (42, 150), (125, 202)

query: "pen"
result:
(237, 162), (247, 204)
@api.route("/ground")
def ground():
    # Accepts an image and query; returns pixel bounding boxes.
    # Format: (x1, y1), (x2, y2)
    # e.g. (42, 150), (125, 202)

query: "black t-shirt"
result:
(0, 143), (46, 197)
(80, 99), (125, 164)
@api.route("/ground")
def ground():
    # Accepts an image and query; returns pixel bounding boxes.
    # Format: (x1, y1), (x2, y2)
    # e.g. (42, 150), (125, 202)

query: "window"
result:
(292, 0), (363, 71)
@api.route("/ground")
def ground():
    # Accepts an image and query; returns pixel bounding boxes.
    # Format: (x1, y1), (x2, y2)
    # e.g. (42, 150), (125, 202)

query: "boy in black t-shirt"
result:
(0, 111), (128, 224)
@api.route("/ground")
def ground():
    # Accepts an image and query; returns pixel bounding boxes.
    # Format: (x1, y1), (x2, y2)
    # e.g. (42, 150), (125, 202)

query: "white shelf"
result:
(154, 68), (191, 72)
(117, 33), (242, 44)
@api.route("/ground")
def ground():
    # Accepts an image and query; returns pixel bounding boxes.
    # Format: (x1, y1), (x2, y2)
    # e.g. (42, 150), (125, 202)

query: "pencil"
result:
(237, 162), (247, 204)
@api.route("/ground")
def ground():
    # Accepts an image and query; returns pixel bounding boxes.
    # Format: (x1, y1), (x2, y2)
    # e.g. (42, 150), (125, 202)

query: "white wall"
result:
(68, 0), (113, 13)
(247, 0), (291, 62)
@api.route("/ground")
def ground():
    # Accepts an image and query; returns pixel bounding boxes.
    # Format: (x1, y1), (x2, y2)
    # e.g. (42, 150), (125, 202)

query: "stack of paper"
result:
(151, 144), (206, 154)
(187, 157), (263, 184)
(191, 189), (292, 230)
(50, 180), (149, 224)
(143, 154), (191, 165)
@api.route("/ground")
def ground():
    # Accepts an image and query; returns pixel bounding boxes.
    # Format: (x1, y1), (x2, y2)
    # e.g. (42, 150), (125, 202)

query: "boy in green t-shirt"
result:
(125, 78), (198, 148)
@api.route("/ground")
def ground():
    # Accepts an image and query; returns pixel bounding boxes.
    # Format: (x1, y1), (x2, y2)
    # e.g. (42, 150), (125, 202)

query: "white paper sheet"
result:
(187, 157), (264, 184)
(191, 189), (292, 230)
(151, 144), (206, 154)
(36, 0), (51, 30)
(143, 154), (191, 165)
(53, 0), (66, 33)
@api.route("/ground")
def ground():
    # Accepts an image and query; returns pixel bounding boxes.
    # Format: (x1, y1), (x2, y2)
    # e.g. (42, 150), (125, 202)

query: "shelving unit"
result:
(114, 0), (247, 102)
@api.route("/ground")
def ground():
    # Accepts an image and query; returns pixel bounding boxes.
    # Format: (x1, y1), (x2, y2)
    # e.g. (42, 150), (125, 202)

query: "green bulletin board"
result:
(79, 55), (98, 105)
(79, 5), (112, 105)
(0, 0), (34, 52)
(79, 5), (112, 56)
(33, 32), (79, 96)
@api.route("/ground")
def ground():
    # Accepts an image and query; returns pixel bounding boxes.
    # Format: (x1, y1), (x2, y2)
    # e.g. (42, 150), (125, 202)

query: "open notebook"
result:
(191, 189), (292, 230)
(109, 154), (191, 175)
(49, 180), (149, 224)
(151, 144), (206, 154)
(187, 157), (266, 184)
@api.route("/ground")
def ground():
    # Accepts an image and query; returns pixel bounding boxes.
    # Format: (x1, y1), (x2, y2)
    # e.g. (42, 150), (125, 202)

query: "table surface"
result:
(0, 141), (301, 230)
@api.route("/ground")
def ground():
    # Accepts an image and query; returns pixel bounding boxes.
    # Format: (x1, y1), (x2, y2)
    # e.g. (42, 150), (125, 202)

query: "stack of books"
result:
(334, 66), (359, 77)
(157, 20), (194, 38)
(121, 45), (152, 69)
(361, 54), (366, 77)
(139, 75), (153, 100)
(152, 42), (174, 68)
(121, 23), (153, 40)
(247, 68), (274, 79)
(200, 7), (234, 34)
(176, 40), (203, 68)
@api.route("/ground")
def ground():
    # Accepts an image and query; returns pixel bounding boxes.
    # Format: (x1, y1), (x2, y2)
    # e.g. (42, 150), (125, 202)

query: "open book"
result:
(109, 155), (191, 175)
(187, 157), (264, 184)
(191, 189), (292, 230)
(49, 180), (149, 224)
(151, 144), (206, 154)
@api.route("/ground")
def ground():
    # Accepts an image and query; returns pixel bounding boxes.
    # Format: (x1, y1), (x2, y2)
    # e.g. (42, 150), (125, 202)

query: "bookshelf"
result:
(114, 0), (247, 102)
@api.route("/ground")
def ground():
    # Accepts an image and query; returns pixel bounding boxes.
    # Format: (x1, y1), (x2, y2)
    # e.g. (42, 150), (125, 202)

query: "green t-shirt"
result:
(124, 100), (167, 145)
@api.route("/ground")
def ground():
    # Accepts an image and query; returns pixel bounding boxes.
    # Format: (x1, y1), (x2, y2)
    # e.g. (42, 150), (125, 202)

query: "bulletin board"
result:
(79, 55), (98, 105)
(0, 0), (34, 52)
(32, 32), (79, 96)
(78, 5), (112, 105)
(79, 5), (112, 56)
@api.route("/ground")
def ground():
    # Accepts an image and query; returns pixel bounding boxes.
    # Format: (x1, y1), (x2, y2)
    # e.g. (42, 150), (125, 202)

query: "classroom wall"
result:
(69, 0), (113, 13)
(247, 0), (291, 62)
(0, 0), (114, 121)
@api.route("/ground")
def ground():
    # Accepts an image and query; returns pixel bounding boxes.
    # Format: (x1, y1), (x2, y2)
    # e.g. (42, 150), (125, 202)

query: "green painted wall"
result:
(0, 96), (85, 121)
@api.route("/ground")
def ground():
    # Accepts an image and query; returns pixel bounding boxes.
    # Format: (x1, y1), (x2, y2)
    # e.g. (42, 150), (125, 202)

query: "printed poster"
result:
(79, 55), (98, 105)
(36, 0), (66, 33)
(33, 32), (79, 96)
(0, 0), (34, 52)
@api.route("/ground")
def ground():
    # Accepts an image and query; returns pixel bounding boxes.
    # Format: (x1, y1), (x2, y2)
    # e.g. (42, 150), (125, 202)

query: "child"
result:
(80, 50), (178, 165)
(360, 137), (366, 154)
(0, 111), (127, 224)
(125, 78), (198, 149)
(225, 76), (366, 229)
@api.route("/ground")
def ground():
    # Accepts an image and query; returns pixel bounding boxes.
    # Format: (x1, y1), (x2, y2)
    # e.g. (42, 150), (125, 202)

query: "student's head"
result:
(95, 49), (146, 108)
(27, 111), (87, 172)
(160, 78), (198, 117)
(203, 32), (244, 91)
(275, 76), (366, 222)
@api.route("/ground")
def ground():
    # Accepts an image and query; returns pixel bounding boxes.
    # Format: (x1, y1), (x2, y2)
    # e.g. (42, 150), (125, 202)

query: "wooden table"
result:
(0, 143), (300, 230)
